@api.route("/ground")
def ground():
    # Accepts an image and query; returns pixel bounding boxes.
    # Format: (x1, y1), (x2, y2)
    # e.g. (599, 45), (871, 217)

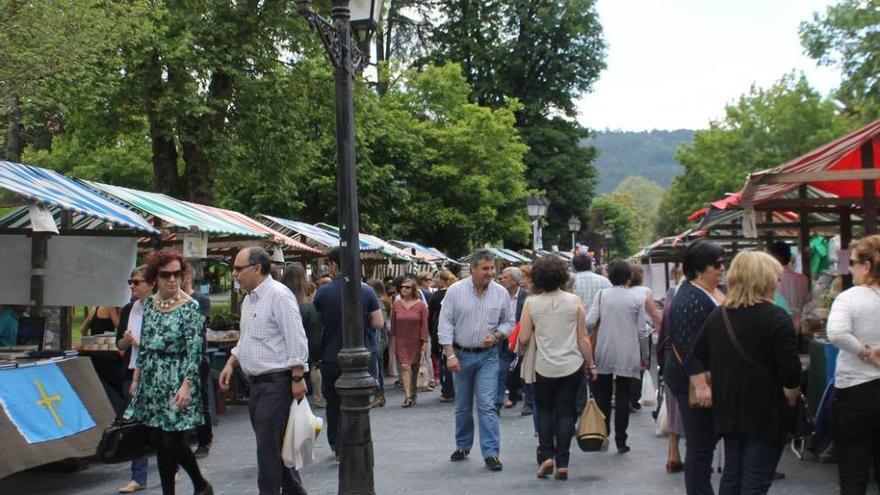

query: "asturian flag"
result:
(0, 364), (95, 444)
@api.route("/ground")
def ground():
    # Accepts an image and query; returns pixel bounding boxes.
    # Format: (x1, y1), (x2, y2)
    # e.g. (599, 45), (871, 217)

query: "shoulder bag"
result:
(588, 290), (603, 350)
(95, 396), (154, 464)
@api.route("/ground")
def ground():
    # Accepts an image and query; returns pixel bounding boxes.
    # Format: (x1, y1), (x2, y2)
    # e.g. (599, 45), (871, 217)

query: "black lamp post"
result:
(296, 1), (383, 493)
(526, 196), (550, 251)
(568, 215), (581, 251)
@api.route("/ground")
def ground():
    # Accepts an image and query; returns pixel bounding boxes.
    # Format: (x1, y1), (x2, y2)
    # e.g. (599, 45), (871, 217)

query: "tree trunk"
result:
(143, 51), (183, 197)
(5, 93), (24, 162)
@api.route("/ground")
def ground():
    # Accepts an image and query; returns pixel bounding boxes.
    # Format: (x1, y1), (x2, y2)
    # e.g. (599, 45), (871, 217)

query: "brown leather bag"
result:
(588, 290), (603, 350)
(671, 343), (711, 409)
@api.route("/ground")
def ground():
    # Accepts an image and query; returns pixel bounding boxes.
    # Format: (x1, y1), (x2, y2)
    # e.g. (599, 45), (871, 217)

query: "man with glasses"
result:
(312, 247), (384, 461)
(219, 247), (309, 495)
(439, 249), (515, 472)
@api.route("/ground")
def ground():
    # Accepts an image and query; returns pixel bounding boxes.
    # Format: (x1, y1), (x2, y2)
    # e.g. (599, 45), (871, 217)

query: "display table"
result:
(0, 357), (115, 479)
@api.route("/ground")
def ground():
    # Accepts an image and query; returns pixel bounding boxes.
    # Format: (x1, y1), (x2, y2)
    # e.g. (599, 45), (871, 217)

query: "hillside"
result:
(584, 129), (694, 193)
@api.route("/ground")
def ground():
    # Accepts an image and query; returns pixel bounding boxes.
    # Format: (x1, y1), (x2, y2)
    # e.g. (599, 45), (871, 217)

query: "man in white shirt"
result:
(219, 247), (309, 495)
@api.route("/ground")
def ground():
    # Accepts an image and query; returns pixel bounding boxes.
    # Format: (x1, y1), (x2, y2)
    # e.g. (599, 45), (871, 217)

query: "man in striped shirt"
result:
(439, 249), (515, 472)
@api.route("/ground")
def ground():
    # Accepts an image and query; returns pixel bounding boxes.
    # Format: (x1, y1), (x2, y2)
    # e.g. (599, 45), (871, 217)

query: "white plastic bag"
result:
(641, 373), (657, 407)
(655, 400), (669, 436)
(281, 397), (324, 470)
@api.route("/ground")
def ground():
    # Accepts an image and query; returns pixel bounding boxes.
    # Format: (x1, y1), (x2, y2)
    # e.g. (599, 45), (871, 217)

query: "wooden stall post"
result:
(29, 232), (49, 316)
(60, 211), (72, 350)
(230, 248), (240, 315)
(840, 206), (853, 289)
(863, 140), (877, 235)
(798, 185), (812, 286)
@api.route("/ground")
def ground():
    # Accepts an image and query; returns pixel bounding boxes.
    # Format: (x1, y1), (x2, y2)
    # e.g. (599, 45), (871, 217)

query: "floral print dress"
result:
(124, 297), (205, 431)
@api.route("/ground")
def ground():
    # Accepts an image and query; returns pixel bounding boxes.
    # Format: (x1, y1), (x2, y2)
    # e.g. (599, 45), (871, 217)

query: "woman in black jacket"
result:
(693, 251), (801, 495)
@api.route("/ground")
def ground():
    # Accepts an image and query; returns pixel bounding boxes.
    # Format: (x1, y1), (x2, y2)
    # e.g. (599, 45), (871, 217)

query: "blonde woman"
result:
(692, 251), (800, 495)
(827, 235), (880, 494)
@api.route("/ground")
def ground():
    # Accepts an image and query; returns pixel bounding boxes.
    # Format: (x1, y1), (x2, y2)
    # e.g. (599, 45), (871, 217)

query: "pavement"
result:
(1, 385), (840, 495)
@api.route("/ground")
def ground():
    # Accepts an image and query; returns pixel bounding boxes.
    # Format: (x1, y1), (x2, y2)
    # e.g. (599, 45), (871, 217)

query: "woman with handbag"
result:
(692, 251), (801, 494)
(663, 239), (725, 495)
(518, 255), (597, 480)
(827, 235), (880, 495)
(124, 250), (212, 495)
(586, 261), (650, 454)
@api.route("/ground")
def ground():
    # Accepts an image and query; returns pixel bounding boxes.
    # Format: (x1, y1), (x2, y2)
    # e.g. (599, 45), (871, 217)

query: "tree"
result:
(800, 0), (880, 120)
(613, 176), (664, 246)
(590, 193), (637, 260)
(657, 73), (856, 236)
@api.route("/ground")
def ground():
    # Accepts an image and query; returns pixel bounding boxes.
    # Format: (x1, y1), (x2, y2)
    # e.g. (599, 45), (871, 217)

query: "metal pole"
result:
(330, 2), (375, 493)
(532, 219), (539, 251)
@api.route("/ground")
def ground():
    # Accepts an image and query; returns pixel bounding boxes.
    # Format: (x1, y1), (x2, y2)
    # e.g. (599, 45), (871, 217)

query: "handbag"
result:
(508, 322), (521, 353)
(588, 290), (603, 350)
(96, 418), (153, 464)
(577, 398), (608, 452)
(671, 343), (711, 409)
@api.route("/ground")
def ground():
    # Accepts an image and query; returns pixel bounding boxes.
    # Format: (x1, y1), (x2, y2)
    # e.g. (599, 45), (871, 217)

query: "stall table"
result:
(0, 357), (114, 479)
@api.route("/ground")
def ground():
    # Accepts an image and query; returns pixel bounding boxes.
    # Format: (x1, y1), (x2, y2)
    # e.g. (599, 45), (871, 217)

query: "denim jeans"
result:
(370, 351), (384, 396)
(454, 347), (500, 458)
(673, 387), (718, 495)
(523, 382), (538, 434)
(719, 434), (784, 495)
(496, 345), (516, 408)
(131, 456), (148, 485)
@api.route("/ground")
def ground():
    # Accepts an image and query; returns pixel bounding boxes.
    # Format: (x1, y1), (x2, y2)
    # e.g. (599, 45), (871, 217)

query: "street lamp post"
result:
(526, 196), (550, 252)
(568, 215), (581, 251)
(296, 1), (383, 493)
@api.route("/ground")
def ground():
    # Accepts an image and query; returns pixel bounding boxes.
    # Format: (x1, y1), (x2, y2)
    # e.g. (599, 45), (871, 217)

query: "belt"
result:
(250, 370), (291, 383)
(453, 344), (489, 354)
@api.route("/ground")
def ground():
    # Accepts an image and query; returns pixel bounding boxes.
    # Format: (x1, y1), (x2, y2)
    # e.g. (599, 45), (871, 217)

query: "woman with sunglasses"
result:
(827, 235), (880, 494)
(391, 274), (429, 407)
(662, 239), (725, 495)
(124, 249), (212, 495)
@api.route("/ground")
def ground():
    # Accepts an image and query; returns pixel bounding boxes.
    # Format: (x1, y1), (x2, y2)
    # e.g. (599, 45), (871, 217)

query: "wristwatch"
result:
(291, 375), (305, 383)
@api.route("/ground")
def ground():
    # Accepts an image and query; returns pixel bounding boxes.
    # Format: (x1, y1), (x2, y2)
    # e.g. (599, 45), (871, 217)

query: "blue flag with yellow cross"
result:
(0, 364), (95, 443)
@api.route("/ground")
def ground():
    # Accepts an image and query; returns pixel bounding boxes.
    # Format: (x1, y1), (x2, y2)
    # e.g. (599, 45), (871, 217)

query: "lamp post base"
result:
(336, 348), (376, 495)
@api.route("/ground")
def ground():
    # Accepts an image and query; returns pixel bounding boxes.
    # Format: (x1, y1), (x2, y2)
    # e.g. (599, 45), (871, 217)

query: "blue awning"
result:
(0, 161), (158, 234)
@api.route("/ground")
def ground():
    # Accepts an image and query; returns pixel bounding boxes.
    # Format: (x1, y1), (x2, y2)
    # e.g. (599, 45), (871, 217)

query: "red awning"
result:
(687, 193), (743, 222)
(742, 119), (880, 206)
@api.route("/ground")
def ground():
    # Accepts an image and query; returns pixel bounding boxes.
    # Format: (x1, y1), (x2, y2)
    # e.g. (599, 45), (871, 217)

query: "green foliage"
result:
(657, 73), (857, 236)
(800, 0), (880, 120)
(612, 176), (664, 247)
(588, 130), (692, 193)
(589, 193), (638, 259)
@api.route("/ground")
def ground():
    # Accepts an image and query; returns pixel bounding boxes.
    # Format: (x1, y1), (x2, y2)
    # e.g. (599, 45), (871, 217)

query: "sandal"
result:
(537, 459), (554, 478)
(402, 397), (413, 408)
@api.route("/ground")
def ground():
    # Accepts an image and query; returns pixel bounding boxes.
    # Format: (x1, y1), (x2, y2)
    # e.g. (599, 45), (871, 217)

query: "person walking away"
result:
(183, 269), (213, 458)
(430, 271), (458, 402)
(116, 267), (154, 493)
(827, 235), (880, 495)
(586, 261), (650, 454)
(663, 240), (725, 495)
(629, 264), (663, 411)
(391, 275), (429, 407)
(518, 255), (597, 480)
(218, 247), (309, 495)
(311, 247), (384, 461)
(496, 267), (527, 413)
(693, 251), (800, 494)
(367, 278), (392, 407)
(572, 253), (611, 415)
(124, 250), (212, 495)
(281, 263), (327, 408)
(439, 250), (514, 472)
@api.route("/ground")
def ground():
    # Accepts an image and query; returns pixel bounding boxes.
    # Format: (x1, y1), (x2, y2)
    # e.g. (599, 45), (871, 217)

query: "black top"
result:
(663, 281), (717, 395)
(693, 302), (801, 440)
(428, 289), (447, 355)
(313, 277), (382, 361)
(190, 291), (212, 319)
(116, 301), (135, 371)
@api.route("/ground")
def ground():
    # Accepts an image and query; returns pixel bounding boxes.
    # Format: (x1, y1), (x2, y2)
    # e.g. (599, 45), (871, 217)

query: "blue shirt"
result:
(0, 306), (19, 346)
(313, 277), (382, 361)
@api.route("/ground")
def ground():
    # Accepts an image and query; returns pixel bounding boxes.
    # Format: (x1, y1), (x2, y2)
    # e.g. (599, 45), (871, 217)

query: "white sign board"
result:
(183, 233), (209, 259)
(45, 236), (137, 306)
(0, 235), (34, 305)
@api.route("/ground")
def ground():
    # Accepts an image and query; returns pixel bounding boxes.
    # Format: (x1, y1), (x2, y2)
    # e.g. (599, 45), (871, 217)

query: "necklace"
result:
(155, 291), (181, 311)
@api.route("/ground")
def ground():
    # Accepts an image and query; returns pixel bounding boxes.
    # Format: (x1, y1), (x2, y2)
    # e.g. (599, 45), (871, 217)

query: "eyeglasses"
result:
(232, 263), (257, 274)
(400, 285), (413, 290)
(850, 258), (860, 265)
(128, 279), (145, 286)
(711, 260), (724, 269)
(158, 270), (182, 280)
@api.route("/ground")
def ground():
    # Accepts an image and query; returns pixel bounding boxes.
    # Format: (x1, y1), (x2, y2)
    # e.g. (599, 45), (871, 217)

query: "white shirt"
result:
(438, 277), (514, 348)
(128, 300), (145, 370)
(231, 276), (309, 376)
(507, 288), (521, 322)
(827, 286), (880, 389)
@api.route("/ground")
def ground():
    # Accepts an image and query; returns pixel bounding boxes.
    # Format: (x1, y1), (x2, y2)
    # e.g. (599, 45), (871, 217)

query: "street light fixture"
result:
(526, 196), (550, 251)
(568, 215), (581, 251)
(296, 1), (384, 493)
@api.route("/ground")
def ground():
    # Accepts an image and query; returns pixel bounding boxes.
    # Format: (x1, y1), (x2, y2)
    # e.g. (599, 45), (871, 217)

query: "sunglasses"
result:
(400, 285), (413, 290)
(711, 260), (724, 269)
(128, 279), (145, 286)
(232, 263), (257, 274)
(158, 270), (183, 280)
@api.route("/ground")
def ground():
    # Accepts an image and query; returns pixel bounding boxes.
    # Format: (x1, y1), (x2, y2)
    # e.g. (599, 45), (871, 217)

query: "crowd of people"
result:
(103, 232), (880, 495)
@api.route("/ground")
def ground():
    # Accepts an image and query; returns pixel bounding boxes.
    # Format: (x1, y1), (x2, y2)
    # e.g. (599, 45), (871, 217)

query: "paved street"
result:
(2, 385), (839, 495)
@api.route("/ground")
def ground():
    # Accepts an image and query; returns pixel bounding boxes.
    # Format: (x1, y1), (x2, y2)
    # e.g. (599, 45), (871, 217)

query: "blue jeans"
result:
(523, 382), (538, 433)
(719, 434), (784, 495)
(131, 456), (148, 485)
(370, 351), (384, 396)
(496, 345), (516, 408)
(454, 347), (500, 458)
(673, 387), (718, 495)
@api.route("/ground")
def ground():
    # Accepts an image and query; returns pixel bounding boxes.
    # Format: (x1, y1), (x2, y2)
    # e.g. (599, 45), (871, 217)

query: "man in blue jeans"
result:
(439, 250), (514, 472)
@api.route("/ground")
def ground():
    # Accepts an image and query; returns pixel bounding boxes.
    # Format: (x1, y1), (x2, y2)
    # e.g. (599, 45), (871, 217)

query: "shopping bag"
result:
(576, 398), (608, 452)
(641, 373), (657, 407)
(417, 355), (430, 390)
(655, 400), (669, 437)
(281, 397), (324, 470)
(508, 322), (521, 353)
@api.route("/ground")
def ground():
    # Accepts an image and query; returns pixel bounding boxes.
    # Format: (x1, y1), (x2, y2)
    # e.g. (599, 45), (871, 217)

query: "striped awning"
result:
(183, 202), (321, 256)
(85, 181), (264, 237)
(0, 161), (158, 233)
(260, 216), (412, 261)
(459, 248), (529, 264)
(314, 223), (413, 261)
(389, 240), (450, 262)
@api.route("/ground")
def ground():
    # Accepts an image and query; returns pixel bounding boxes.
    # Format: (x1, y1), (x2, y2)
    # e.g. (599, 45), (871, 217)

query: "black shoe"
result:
(194, 444), (211, 458)
(450, 449), (469, 461)
(630, 402), (641, 412)
(195, 482), (214, 495)
(521, 405), (533, 416)
(617, 444), (631, 454)
(485, 456), (503, 471)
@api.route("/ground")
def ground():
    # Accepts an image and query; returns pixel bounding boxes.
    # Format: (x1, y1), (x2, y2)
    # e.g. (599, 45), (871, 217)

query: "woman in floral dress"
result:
(125, 249), (212, 495)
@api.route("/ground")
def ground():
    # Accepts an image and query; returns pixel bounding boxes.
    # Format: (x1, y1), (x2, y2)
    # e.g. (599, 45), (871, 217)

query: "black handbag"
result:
(96, 411), (154, 463)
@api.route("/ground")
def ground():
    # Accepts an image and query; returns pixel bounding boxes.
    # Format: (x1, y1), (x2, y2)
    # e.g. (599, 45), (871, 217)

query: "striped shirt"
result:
(438, 277), (515, 348)
(573, 270), (611, 313)
(231, 276), (309, 376)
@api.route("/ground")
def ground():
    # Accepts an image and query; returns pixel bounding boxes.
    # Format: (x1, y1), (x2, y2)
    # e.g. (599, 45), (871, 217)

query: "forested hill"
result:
(585, 129), (694, 193)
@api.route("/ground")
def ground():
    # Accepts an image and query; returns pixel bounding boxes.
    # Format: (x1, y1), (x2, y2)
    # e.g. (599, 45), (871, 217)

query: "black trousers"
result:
(196, 359), (213, 447)
(506, 358), (523, 402)
(833, 379), (880, 495)
(593, 374), (635, 446)
(249, 375), (307, 495)
(153, 429), (206, 495)
(535, 370), (583, 468)
(321, 361), (343, 452)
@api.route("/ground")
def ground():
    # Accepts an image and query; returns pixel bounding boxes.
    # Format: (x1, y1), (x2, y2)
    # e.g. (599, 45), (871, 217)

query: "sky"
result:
(576, 0), (843, 131)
